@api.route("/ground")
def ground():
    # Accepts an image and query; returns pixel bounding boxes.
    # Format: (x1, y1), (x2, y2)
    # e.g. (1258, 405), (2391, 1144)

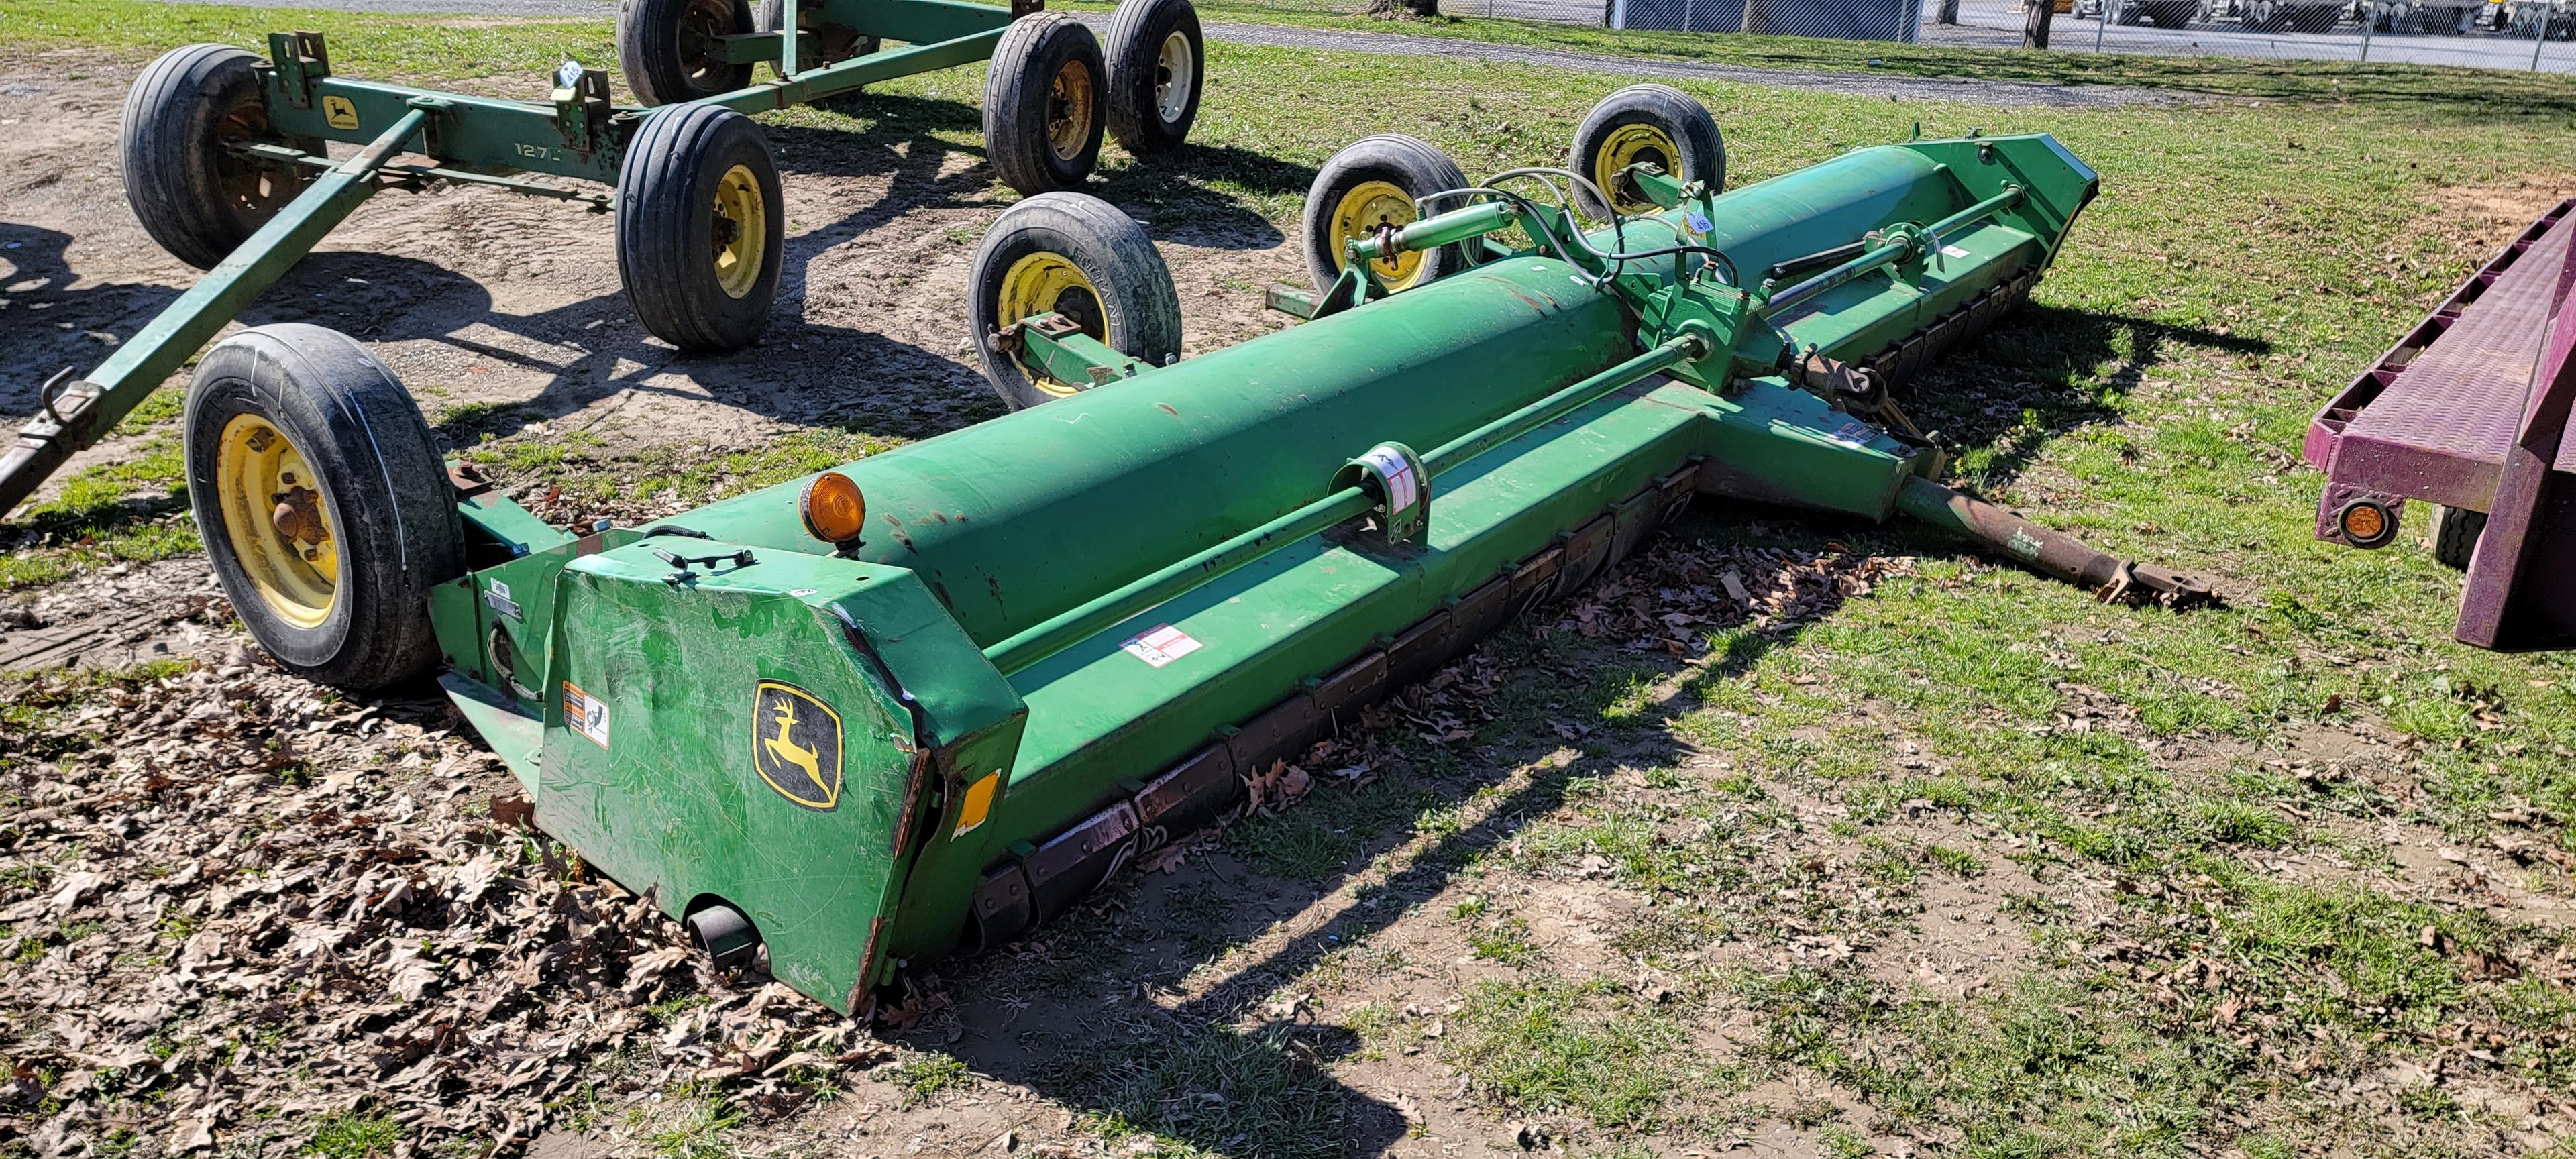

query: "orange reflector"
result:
(953, 769), (1002, 838)
(2340, 502), (2387, 544)
(799, 471), (867, 545)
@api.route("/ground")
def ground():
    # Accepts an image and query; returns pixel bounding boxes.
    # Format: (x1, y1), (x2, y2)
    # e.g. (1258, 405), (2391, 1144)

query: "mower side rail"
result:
(0, 107), (428, 516)
(979, 335), (1705, 676)
(1756, 184), (2023, 321)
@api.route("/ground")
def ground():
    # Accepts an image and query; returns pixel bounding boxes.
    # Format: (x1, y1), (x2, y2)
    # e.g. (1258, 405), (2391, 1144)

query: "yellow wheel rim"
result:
(711, 163), (767, 300)
(214, 413), (337, 629)
(1328, 180), (1426, 291)
(1045, 58), (1096, 160)
(1593, 123), (1681, 217)
(998, 250), (1106, 398)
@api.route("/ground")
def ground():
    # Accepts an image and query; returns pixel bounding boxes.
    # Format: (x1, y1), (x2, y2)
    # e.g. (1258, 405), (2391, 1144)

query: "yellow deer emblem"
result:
(751, 681), (841, 810)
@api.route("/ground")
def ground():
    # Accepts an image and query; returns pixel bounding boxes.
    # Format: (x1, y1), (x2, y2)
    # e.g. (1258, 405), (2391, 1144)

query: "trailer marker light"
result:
(800, 472), (867, 546)
(2337, 499), (2396, 548)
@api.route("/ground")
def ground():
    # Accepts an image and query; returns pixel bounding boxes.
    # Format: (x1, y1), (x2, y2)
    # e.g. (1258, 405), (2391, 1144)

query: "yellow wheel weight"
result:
(998, 250), (1106, 398)
(1328, 180), (1426, 291)
(215, 413), (338, 628)
(1593, 123), (1681, 217)
(1044, 58), (1097, 161)
(710, 162), (767, 300)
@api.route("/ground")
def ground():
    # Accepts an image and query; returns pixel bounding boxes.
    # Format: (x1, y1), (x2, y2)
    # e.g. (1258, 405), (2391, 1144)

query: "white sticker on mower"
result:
(1357, 445), (1419, 514)
(561, 681), (611, 749)
(1824, 420), (1880, 447)
(1122, 624), (1203, 668)
(1941, 244), (1970, 259)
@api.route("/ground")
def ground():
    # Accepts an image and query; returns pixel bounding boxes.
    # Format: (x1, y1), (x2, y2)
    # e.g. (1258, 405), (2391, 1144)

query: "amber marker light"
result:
(2338, 500), (2394, 548)
(800, 471), (868, 547)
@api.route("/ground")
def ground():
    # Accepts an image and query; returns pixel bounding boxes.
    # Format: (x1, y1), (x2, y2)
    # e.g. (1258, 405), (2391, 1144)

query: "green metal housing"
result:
(421, 133), (2103, 1013)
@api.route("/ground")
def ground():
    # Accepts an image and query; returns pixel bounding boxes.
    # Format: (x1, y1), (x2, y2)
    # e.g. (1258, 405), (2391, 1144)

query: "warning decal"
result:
(1121, 624), (1204, 668)
(561, 681), (611, 749)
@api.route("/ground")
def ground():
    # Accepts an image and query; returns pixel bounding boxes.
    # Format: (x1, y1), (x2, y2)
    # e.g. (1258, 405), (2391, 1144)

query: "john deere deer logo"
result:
(751, 681), (841, 810)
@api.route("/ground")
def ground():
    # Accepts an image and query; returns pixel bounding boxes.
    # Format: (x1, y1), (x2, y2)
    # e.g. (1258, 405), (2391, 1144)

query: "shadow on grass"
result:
(1903, 302), (2271, 486)
(894, 505), (1869, 1158)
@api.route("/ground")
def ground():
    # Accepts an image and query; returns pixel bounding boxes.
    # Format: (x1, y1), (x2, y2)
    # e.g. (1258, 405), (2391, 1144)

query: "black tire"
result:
(2431, 505), (2486, 571)
(619, 0), (753, 107)
(966, 192), (1181, 410)
(1104, 0), (1204, 157)
(184, 324), (463, 692)
(2147, 1), (2197, 24)
(2290, 3), (2339, 30)
(1299, 134), (1472, 296)
(1568, 83), (1725, 221)
(752, 0), (879, 73)
(616, 103), (785, 352)
(120, 44), (315, 270)
(983, 13), (1108, 195)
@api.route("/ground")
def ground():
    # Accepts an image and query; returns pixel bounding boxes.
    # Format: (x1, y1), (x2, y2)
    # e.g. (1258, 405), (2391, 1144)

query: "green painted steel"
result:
(673, 258), (1640, 645)
(409, 132), (2104, 1007)
(0, 0), (1029, 517)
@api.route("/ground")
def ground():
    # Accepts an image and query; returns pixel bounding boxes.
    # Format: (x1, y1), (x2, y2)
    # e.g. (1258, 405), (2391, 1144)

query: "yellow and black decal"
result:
(752, 680), (843, 810)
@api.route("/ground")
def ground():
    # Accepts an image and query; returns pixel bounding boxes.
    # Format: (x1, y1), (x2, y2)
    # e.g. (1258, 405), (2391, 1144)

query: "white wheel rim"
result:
(1155, 31), (1194, 123)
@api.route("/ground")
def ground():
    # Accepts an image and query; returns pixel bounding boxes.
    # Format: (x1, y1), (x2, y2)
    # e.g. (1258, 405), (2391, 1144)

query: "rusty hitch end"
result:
(1895, 475), (2220, 611)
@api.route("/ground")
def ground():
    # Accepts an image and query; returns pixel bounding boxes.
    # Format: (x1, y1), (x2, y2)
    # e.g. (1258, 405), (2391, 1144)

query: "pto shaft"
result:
(1896, 475), (2214, 608)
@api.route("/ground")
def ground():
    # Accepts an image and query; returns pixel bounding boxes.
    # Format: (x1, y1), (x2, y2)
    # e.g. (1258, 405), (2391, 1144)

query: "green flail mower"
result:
(160, 85), (2209, 1014)
(0, 0), (1208, 515)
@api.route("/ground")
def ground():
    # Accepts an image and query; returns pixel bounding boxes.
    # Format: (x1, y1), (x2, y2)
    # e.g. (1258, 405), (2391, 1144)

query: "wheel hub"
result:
(710, 162), (766, 300)
(998, 251), (1106, 396)
(1328, 180), (1426, 290)
(216, 413), (337, 628)
(1154, 31), (1194, 123)
(1045, 59), (1095, 161)
(1595, 123), (1680, 217)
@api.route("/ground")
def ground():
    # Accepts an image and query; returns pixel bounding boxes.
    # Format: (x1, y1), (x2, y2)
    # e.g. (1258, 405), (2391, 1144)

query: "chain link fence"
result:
(1191, 0), (2575, 70)
(1919, 0), (2576, 70)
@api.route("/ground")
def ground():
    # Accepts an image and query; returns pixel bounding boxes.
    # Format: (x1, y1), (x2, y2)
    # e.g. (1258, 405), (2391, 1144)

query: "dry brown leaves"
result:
(0, 657), (877, 1158)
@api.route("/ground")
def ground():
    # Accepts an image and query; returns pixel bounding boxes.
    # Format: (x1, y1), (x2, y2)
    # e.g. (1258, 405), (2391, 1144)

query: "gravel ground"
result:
(136, 0), (2177, 107)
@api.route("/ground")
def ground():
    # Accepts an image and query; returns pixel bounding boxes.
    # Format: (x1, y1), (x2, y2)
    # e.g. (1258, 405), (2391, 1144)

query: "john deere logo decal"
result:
(322, 95), (360, 130)
(752, 681), (841, 810)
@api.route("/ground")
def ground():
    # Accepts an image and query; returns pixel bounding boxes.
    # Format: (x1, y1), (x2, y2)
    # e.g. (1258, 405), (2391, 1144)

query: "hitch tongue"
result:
(1895, 476), (2216, 609)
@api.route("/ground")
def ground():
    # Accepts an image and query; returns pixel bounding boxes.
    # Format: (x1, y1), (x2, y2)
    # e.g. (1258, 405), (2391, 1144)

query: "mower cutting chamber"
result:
(432, 135), (2100, 1012)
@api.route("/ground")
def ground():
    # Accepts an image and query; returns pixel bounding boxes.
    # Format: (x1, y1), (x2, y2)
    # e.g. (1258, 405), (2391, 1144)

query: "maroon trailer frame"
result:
(2304, 197), (2576, 651)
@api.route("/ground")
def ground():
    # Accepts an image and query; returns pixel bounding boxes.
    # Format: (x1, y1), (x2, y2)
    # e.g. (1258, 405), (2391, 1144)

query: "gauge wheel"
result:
(616, 103), (786, 351)
(1300, 133), (1472, 296)
(185, 324), (464, 691)
(967, 192), (1181, 410)
(1568, 83), (1725, 221)
(985, 13), (1108, 195)
(120, 44), (317, 270)
(1104, 0), (1205, 156)
(620, 0), (754, 106)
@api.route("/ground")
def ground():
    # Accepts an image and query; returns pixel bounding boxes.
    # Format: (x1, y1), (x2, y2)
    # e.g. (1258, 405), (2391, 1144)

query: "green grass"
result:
(306, 1112), (401, 1159)
(1448, 977), (1699, 1129)
(1040, 1028), (1352, 1159)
